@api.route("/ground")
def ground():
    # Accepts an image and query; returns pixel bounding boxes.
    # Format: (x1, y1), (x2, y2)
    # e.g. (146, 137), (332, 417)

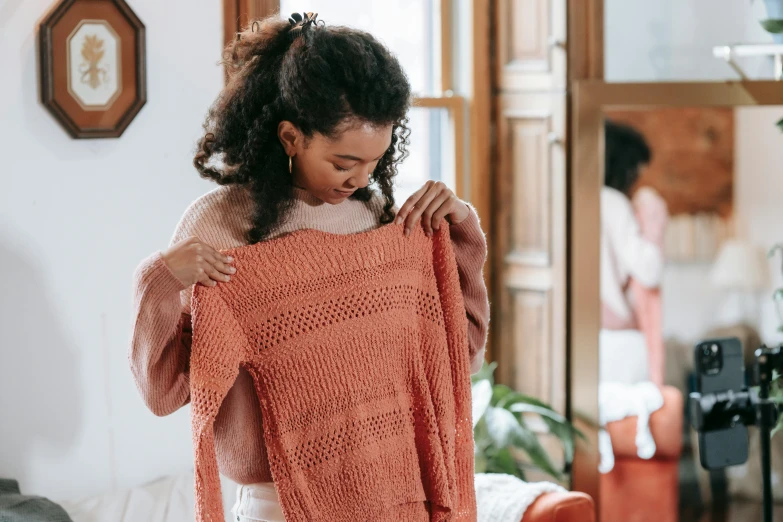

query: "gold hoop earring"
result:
(288, 156), (293, 174)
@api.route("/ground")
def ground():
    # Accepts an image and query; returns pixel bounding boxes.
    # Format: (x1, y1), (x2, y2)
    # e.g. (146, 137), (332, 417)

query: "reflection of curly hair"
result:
(193, 15), (412, 244)
(604, 120), (651, 196)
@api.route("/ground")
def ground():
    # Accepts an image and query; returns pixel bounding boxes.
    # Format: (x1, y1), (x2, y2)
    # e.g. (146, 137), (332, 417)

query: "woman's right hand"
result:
(161, 236), (235, 287)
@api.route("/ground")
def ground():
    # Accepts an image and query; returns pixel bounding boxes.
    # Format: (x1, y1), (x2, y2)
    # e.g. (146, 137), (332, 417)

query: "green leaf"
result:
(500, 392), (583, 466)
(772, 411), (783, 437)
(777, 117), (783, 133)
(509, 403), (576, 464)
(474, 445), (489, 473)
(768, 394), (783, 405)
(773, 288), (783, 302)
(504, 393), (554, 409)
(491, 384), (517, 407)
(495, 388), (553, 411)
(508, 401), (585, 440)
(509, 425), (563, 480)
(486, 447), (524, 479)
(760, 18), (783, 33)
(509, 403), (570, 424)
(483, 407), (563, 479)
(471, 361), (582, 477)
(474, 416), (492, 452)
(546, 420), (576, 464)
(484, 407), (522, 448)
(470, 361), (498, 386)
(471, 380), (493, 428)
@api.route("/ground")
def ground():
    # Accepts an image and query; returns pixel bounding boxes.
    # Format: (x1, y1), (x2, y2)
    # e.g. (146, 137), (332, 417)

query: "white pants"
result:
(599, 329), (649, 384)
(231, 482), (286, 522)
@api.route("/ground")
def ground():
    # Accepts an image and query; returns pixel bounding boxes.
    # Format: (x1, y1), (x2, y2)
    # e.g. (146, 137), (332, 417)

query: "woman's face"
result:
(279, 120), (393, 205)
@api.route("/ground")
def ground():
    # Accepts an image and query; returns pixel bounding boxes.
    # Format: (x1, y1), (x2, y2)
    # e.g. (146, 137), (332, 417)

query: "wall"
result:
(605, 0), (773, 82)
(0, 0), (222, 502)
(735, 107), (783, 345)
(660, 110), (783, 346)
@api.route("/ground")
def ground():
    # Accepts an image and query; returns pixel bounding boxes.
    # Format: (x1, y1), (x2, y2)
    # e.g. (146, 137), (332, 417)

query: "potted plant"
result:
(757, 0), (783, 43)
(767, 244), (783, 435)
(751, 1), (783, 131)
(769, 244), (783, 333)
(471, 361), (583, 481)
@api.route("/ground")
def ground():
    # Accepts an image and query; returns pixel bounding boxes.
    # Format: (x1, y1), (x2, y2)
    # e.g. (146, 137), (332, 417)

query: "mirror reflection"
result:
(599, 105), (783, 521)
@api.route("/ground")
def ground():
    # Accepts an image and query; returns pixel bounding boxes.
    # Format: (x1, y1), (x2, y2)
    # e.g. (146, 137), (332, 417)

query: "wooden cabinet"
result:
(495, 0), (567, 92)
(492, 0), (567, 417)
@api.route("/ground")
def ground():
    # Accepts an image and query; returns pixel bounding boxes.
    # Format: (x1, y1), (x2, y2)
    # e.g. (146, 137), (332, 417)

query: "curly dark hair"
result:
(194, 15), (412, 243)
(604, 120), (652, 196)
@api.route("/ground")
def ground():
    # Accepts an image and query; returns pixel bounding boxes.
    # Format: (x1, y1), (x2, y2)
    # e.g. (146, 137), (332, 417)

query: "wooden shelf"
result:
(713, 43), (783, 80)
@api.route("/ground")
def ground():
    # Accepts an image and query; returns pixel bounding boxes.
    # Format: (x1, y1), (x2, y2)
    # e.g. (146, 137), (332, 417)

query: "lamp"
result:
(709, 239), (769, 328)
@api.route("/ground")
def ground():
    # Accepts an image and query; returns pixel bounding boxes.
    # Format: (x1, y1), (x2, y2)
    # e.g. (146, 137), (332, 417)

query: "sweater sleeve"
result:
(190, 288), (246, 522)
(608, 192), (664, 289)
(448, 203), (490, 374)
(128, 252), (191, 416)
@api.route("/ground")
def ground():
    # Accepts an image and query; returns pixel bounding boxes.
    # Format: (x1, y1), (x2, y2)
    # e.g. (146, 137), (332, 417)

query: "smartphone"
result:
(693, 337), (749, 469)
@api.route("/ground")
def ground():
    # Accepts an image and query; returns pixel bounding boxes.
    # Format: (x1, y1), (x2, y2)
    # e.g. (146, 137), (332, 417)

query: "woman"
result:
(600, 120), (667, 384)
(129, 13), (489, 522)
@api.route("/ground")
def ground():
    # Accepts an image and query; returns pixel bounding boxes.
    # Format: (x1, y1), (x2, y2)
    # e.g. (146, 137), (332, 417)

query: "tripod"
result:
(755, 345), (780, 522)
(689, 345), (782, 522)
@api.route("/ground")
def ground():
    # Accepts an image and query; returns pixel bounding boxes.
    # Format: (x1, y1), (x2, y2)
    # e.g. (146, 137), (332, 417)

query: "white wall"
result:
(605, 0), (774, 82)
(660, 111), (783, 347)
(0, 0), (222, 502)
(660, 264), (722, 343)
(735, 107), (783, 345)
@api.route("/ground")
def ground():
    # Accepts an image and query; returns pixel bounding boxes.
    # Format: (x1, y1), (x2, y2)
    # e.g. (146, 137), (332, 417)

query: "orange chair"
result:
(599, 386), (683, 522)
(523, 491), (596, 522)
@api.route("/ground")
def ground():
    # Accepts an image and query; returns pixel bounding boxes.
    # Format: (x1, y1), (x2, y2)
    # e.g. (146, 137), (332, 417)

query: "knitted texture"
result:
(473, 474), (565, 522)
(129, 185), (490, 487)
(190, 222), (477, 522)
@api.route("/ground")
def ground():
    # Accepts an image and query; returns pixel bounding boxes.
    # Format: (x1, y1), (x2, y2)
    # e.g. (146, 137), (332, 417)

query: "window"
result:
(280, 1), (442, 95)
(278, 1), (466, 203)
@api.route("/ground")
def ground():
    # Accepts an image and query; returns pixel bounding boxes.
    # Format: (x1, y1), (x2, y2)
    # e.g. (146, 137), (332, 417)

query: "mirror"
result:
(603, 104), (782, 520)
(571, 81), (783, 521)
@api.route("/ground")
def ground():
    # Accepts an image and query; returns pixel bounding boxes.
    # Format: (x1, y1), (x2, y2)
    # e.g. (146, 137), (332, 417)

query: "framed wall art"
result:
(39, 0), (146, 139)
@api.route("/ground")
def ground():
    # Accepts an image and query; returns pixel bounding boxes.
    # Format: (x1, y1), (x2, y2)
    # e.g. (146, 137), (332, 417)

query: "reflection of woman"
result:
(128, 14), (489, 522)
(600, 121), (667, 384)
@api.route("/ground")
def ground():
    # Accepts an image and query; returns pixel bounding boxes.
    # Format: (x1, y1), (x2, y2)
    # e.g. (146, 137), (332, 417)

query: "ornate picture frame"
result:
(39, 0), (146, 139)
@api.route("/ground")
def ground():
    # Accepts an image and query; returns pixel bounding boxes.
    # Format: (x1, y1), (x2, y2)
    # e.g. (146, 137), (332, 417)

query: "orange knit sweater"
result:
(130, 186), (489, 487)
(190, 222), (477, 522)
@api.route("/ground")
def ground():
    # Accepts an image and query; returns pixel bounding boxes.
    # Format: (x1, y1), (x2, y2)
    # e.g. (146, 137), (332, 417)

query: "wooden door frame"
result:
(569, 79), (783, 511)
(567, 0), (604, 84)
(223, 0), (280, 48)
(564, 0), (604, 500)
(473, 0), (494, 361)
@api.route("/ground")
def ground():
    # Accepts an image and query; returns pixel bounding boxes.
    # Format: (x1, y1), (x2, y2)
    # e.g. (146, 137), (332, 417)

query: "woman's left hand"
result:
(395, 180), (470, 237)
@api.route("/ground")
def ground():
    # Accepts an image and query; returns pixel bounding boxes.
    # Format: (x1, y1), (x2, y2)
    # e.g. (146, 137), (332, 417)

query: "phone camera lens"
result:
(698, 342), (723, 376)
